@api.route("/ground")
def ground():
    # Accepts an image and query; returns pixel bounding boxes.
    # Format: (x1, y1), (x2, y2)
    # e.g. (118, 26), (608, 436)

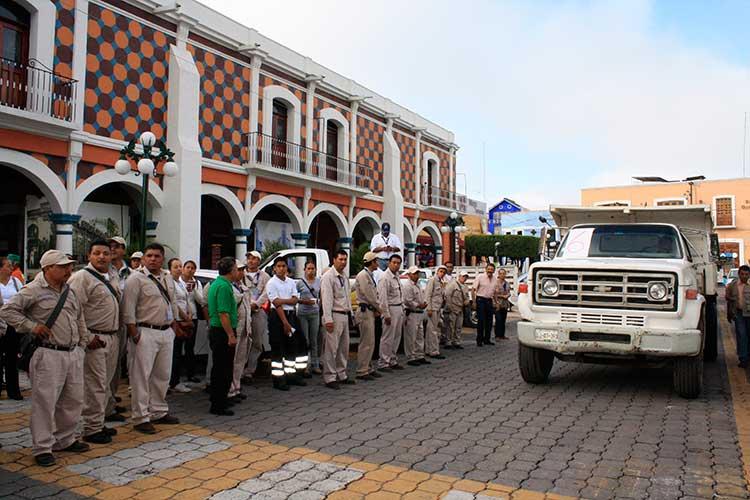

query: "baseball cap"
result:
(407, 265), (420, 274)
(459, 270), (470, 277)
(436, 265), (448, 271)
(363, 251), (378, 263)
(39, 250), (76, 268)
(7, 253), (20, 263)
(246, 250), (261, 259)
(107, 236), (126, 246)
(381, 222), (390, 232)
(130, 251), (143, 259)
(236, 259), (246, 269)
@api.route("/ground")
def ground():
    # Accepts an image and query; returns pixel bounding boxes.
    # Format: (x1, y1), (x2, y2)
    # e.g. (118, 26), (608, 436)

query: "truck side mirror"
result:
(710, 234), (720, 261)
(538, 226), (548, 256)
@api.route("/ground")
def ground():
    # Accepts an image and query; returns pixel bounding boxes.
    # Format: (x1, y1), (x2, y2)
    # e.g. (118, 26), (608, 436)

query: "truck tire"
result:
(673, 352), (703, 399)
(704, 296), (718, 362)
(518, 343), (554, 384)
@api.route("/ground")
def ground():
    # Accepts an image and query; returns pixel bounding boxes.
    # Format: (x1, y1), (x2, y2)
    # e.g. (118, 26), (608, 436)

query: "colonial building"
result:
(0, 0), (460, 273)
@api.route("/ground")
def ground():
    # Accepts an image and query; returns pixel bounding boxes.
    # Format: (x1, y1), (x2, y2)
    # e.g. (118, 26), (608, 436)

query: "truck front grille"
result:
(534, 269), (677, 311)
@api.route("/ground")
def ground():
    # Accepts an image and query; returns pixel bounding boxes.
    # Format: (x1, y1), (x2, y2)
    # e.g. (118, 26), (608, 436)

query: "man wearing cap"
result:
(353, 251), (383, 381)
(1, 249), (90, 466)
(424, 265), (447, 359)
(321, 250), (354, 389)
(229, 260), (252, 402)
(106, 236), (130, 423)
(377, 254), (405, 371)
(403, 266), (429, 366)
(242, 250), (270, 382)
(122, 242), (182, 434)
(444, 271), (470, 349)
(68, 240), (121, 444)
(129, 251), (143, 270)
(8, 253), (25, 284)
(370, 223), (402, 271)
(440, 262), (455, 345)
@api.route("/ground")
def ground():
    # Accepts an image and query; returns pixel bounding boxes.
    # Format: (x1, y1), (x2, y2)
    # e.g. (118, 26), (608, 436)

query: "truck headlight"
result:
(541, 278), (559, 297)
(647, 281), (668, 301)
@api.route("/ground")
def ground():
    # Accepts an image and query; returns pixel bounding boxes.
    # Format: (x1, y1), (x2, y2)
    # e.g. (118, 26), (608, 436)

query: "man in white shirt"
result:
(266, 257), (308, 391)
(370, 223), (402, 271)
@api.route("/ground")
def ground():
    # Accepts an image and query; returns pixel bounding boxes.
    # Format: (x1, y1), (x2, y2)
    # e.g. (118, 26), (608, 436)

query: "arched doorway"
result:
(352, 214), (379, 254)
(251, 204), (294, 255)
(308, 212), (339, 260)
(200, 196), (234, 269)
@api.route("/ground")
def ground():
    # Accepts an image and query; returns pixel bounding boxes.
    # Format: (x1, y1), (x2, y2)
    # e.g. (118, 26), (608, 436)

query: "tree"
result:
(465, 234), (540, 261)
(349, 242), (370, 276)
(261, 239), (290, 262)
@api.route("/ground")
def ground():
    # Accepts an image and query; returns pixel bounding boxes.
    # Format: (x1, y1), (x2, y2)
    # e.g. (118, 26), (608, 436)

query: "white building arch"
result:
(0, 147), (66, 213)
(403, 219), (415, 245)
(416, 220), (442, 246)
(306, 202), (348, 236)
(201, 183), (244, 228)
(72, 168), (165, 214)
(349, 210), (381, 236)
(246, 194), (304, 233)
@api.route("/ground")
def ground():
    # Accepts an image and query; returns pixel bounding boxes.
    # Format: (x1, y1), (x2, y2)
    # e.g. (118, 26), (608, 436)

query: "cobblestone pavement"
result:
(1, 317), (749, 499)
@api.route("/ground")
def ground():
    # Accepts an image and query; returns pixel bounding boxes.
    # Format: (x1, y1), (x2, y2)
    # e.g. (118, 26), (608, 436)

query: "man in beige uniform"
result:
(403, 266), (429, 366)
(377, 254), (405, 370)
(68, 240), (121, 444)
(444, 271), (470, 349)
(424, 265), (447, 359)
(321, 250), (355, 389)
(353, 252), (383, 381)
(122, 242), (182, 434)
(243, 250), (270, 381)
(106, 236), (130, 422)
(1, 250), (90, 466)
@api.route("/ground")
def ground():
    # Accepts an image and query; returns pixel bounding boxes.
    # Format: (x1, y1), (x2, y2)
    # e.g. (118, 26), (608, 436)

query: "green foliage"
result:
(349, 242), (370, 276)
(261, 239), (290, 262)
(465, 234), (540, 260)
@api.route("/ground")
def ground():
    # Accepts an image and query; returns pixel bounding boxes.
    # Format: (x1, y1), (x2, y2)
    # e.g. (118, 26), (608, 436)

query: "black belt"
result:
(39, 343), (77, 352)
(406, 309), (425, 314)
(89, 328), (118, 335)
(333, 310), (351, 315)
(137, 323), (171, 330)
(389, 303), (402, 307)
(476, 296), (492, 301)
(359, 303), (376, 312)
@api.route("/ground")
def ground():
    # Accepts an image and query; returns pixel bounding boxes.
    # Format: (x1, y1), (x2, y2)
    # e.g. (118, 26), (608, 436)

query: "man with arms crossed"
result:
(377, 254), (405, 371)
(424, 265), (447, 359)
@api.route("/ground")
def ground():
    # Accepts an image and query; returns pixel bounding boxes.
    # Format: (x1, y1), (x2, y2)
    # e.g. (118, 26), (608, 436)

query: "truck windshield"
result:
(558, 225), (682, 259)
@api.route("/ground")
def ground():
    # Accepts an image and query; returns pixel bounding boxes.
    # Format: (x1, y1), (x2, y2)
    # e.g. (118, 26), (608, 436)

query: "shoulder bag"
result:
(18, 285), (71, 372)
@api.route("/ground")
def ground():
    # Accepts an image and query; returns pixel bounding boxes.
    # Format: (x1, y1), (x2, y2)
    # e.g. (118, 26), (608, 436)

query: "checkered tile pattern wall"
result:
(188, 45), (250, 165)
(83, 4), (172, 141)
(53, 0), (75, 79)
(258, 76), (307, 147)
(357, 116), (384, 196)
(395, 131), (417, 203)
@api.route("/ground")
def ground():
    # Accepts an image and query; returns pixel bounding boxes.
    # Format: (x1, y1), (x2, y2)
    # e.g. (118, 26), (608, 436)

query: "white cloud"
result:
(201, 0), (750, 208)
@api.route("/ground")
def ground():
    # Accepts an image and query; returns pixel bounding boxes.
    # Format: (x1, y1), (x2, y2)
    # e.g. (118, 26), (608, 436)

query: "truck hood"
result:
(532, 257), (688, 275)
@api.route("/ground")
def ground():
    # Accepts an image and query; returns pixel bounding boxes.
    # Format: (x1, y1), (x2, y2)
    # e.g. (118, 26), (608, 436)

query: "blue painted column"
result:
(49, 213), (81, 257)
(405, 242), (417, 268)
(232, 228), (253, 261)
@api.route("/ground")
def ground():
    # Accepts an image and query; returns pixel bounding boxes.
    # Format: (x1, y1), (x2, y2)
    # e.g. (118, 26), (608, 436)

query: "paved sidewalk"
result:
(1, 322), (749, 499)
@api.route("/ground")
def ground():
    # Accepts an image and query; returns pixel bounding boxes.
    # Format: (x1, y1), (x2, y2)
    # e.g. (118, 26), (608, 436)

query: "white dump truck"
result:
(516, 205), (720, 398)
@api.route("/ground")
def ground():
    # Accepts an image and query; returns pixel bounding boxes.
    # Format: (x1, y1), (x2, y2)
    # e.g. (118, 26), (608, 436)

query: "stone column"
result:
(291, 233), (310, 277)
(381, 114), (404, 257)
(405, 242), (417, 268)
(434, 245), (443, 266)
(337, 236), (353, 276)
(304, 75), (322, 175)
(233, 228), (252, 260)
(49, 213), (80, 256)
(66, 141), (82, 215)
(146, 221), (158, 241)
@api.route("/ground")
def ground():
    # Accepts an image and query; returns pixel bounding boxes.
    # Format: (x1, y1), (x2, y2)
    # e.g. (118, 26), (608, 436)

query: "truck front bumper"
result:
(517, 321), (702, 357)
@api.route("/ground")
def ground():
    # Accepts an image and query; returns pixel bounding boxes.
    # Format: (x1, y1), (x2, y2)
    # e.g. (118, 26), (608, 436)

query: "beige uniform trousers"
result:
(82, 334), (120, 436)
(322, 314), (350, 383)
(425, 311), (441, 356)
(355, 309), (376, 376)
(245, 310), (267, 377)
(129, 327), (174, 424)
(30, 346), (84, 456)
(448, 312), (464, 346)
(404, 312), (425, 361)
(230, 330), (252, 396)
(106, 325), (127, 416)
(378, 306), (405, 368)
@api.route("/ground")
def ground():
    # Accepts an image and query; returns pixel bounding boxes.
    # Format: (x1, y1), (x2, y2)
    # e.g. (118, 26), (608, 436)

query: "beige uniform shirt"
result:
(243, 270), (270, 308)
(68, 264), (121, 333)
(445, 279), (468, 314)
(354, 268), (381, 313)
(403, 279), (425, 312)
(1, 271), (88, 346)
(424, 276), (444, 313)
(321, 267), (352, 325)
(377, 268), (403, 320)
(122, 268), (179, 326)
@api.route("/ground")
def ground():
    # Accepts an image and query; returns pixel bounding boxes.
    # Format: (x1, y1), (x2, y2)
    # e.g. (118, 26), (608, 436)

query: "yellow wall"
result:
(581, 177), (750, 268)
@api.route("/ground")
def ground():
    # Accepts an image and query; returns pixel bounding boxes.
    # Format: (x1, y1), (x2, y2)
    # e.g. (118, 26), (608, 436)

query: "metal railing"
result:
(421, 185), (461, 210)
(0, 58), (77, 122)
(246, 132), (374, 191)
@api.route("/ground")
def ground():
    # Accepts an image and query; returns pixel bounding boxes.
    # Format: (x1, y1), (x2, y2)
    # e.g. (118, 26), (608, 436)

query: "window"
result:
(714, 196), (735, 227)
(325, 121), (338, 181)
(0, 3), (30, 109)
(655, 198), (686, 207)
(271, 100), (288, 169)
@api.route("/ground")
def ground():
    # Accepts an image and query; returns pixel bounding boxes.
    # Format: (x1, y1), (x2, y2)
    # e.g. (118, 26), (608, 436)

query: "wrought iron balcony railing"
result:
(421, 185), (461, 210)
(246, 132), (374, 191)
(0, 57), (77, 122)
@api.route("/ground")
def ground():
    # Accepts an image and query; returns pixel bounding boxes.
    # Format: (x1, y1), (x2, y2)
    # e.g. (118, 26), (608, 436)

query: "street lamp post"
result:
(115, 131), (178, 249)
(440, 211), (466, 265)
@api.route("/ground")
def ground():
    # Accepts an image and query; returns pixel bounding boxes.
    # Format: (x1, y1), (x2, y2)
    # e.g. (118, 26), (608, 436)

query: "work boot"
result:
(83, 431), (112, 445)
(35, 453), (55, 467)
(61, 441), (90, 453)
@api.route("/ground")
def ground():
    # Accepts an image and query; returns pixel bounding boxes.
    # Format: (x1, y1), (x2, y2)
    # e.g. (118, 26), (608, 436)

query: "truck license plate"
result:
(535, 329), (559, 342)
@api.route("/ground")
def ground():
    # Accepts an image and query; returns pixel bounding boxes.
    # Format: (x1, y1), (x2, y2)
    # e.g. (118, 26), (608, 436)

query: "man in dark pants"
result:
(473, 263), (497, 346)
(206, 257), (238, 416)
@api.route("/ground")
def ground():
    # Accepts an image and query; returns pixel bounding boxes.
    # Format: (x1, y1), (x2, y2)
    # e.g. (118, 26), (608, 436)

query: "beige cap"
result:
(107, 236), (126, 246)
(459, 270), (470, 277)
(363, 251), (378, 263)
(130, 251), (143, 259)
(40, 249), (76, 268)
(246, 250), (262, 259)
(407, 265), (420, 274)
(436, 265), (448, 271)
(236, 259), (246, 269)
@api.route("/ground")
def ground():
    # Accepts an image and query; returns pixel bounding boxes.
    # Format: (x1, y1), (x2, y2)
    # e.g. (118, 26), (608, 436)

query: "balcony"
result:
(421, 185), (462, 212)
(245, 132), (374, 194)
(0, 58), (77, 123)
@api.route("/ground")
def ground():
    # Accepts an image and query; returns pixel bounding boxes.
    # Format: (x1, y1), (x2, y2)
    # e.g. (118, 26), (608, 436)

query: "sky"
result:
(202, 0), (750, 209)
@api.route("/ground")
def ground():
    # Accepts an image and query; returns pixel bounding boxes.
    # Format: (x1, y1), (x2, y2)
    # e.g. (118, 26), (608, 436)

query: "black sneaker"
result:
(83, 431), (111, 445)
(369, 371), (383, 378)
(340, 379), (356, 385)
(325, 381), (340, 390)
(102, 427), (117, 436)
(356, 374), (375, 381)
(210, 408), (235, 416)
(105, 413), (126, 423)
(35, 453), (55, 467)
(61, 441), (90, 453)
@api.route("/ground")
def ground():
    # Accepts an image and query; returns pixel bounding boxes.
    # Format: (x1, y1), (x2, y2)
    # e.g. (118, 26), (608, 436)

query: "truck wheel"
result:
(518, 343), (554, 384)
(673, 352), (703, 399)
(704, 296), (718, 362)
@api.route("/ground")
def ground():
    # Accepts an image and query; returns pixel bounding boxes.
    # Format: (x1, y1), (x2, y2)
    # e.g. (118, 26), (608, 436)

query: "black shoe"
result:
(429, 354), (446, 360)
(288, 378), (307, 387)
(61, 441), (90, 453)
(234, 393), (248, 400)
(302, 371), (313, 379)
(210, 408), (235, 416)
(240, 376), (253, 385)
(273, 381), (290, 391)
(407, 360), (421, 366)
(105, 413), (126, 423)
(115, 396), (122, 403)
(102, 427), (117, 436)
(356, 374), (375, 381)
(740, 361), (749, 368)
(134, 422), (157, 434)
(35, 453), (55, 467)
(340, 379), (356, 385)
(83, 431), (111, 444)
(443, 345), (455, 350)
(188, 376), (201, 383)
(378, 367), (393, 373)
(455, 345), (464, 350)
(325, 382), (340, 390)
(153, 414), (179, 425)
(369, 371), (383, 378)
(114, 405), (127, 414)
(486, 341), (495, 346)
(391, 364), (404, 370)
(7, 392), (23, 401)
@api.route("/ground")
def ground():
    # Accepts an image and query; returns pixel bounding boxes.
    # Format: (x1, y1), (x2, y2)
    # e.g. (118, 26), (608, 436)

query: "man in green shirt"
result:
(206, 257), (238, 415)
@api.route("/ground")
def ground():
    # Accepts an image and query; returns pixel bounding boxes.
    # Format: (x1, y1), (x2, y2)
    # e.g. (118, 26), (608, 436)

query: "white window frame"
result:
(654, 197), (687, 207)
(593, 200), (631, 207)
(712, 195), (736, 229)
